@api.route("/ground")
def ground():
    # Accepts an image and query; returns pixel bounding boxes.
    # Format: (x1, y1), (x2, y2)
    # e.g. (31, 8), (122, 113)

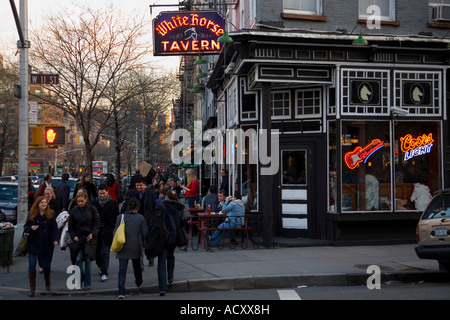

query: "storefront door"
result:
(276, 140), (315, 238)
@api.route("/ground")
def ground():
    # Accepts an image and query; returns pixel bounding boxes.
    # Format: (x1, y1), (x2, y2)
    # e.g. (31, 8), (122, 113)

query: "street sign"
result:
(30, 74), (59, 85)
(28, 101), (38, 123)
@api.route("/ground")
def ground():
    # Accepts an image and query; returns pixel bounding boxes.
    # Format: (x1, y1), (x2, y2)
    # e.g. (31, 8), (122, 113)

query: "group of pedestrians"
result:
(23, 169), (185, 298)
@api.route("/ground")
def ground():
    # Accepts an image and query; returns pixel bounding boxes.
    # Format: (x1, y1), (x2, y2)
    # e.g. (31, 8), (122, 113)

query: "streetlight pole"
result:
(11, 0), (30, 225)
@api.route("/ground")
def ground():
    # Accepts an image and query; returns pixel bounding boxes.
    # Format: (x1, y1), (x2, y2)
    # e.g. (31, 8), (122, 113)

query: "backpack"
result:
(145, 203), (170, 258)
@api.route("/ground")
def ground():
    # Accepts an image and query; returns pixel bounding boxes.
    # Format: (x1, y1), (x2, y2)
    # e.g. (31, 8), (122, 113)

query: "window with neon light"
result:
(393, 122), (441, 211)
(341, 121), (391, 212)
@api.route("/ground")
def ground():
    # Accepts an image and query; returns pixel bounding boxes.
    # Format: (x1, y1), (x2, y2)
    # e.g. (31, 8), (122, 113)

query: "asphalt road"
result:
(3, 281), (448, 300)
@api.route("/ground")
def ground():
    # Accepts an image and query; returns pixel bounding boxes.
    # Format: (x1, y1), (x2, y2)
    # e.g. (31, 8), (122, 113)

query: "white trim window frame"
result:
(271, 90), (291, 120)
(227, 79), (239, 128)
(240, 78), (258, 122)
(393, 70), (442, 117)
(283, 0), (323, 15)
(295, 88), (322, 119)
(341, 68), (390, 116)
(358, 0), (396, 21)
(429, 0), (450, 5)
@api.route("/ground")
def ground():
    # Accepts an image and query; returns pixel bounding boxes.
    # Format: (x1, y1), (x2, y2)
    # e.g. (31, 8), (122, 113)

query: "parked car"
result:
(51, 177), (78, 199)
(415, 189), (450, 272)
(0, 176), (16, 182)
(0, 182), (18, 224)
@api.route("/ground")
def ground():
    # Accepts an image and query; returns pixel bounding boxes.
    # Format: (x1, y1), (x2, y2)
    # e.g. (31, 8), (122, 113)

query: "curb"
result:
(42, 271), (450, 297)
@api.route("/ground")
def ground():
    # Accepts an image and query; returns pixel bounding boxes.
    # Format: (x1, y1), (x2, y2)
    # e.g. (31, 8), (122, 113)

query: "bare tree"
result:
(137, 70), (178, 165)
(102, 67), (179, 179)
(30, 5), (151, 176)
(0, 63), (19, 176)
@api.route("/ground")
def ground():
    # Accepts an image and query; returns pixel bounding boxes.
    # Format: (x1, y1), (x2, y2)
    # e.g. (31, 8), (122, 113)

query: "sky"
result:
(0, 0), (181, 72)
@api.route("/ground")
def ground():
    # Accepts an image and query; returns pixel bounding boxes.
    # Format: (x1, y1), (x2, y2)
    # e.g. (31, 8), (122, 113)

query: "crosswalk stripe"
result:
(277, 289), (301, 300)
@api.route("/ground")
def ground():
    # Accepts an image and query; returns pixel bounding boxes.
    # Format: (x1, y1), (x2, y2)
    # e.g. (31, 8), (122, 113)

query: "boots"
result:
(28, 271), (36, 297)
(44, 270), (51, 291)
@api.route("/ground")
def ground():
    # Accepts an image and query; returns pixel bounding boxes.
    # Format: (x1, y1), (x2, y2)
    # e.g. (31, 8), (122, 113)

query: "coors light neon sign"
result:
(153, 11), (226, 56)
(400, 133), (434, 161)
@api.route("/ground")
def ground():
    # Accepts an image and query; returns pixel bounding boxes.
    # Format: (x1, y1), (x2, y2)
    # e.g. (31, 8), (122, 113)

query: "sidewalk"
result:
(0, 226), (448, 298)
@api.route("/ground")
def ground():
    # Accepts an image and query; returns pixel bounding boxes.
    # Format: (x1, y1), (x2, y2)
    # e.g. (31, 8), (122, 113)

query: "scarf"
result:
(98, 194), (111, 208)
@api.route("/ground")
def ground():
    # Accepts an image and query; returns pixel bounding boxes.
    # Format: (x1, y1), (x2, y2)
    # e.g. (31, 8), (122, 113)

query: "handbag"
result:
(111, 214), (125, 253)
(175, 226), (188, 247)
(14, 232), (28, 256)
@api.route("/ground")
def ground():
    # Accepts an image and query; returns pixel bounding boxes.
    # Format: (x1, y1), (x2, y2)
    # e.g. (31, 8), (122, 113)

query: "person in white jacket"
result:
(207, 192), (245, 249)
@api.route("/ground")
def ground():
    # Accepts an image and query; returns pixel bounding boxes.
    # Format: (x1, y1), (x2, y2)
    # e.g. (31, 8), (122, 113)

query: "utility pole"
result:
(10, 0), (30, 225)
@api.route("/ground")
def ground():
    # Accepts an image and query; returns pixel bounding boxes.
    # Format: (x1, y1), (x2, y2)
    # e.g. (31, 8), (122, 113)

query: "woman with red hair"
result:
(24, 196), (59, 297)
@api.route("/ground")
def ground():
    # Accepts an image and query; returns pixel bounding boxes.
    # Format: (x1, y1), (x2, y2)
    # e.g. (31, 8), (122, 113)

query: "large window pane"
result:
(282, 150), (307, 186)
(284, 0), (317, 13)
(394, 122), (441, 211)
(342, 121), (391, 211)
(359, 0), (393, 20)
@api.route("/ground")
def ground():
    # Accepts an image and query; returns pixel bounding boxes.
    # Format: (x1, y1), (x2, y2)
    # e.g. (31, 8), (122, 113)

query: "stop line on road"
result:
(277, 290), (301, 300)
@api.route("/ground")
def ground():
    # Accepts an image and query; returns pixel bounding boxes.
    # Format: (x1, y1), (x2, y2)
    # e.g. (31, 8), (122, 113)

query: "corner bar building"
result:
(207, 30), (449, 244)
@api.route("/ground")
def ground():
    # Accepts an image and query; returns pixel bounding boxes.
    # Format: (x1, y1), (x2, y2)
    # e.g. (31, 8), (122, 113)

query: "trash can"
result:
(0, 226), (15, 272)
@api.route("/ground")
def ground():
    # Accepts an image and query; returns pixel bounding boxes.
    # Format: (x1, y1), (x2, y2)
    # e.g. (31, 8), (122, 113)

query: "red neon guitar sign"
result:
(344, 139), (384, 169)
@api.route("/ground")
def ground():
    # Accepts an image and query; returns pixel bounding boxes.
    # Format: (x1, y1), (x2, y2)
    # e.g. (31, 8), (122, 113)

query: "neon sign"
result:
(400, 133), (434, 161)
(153, 11), (226, 56)
(344, 139), (384, 169)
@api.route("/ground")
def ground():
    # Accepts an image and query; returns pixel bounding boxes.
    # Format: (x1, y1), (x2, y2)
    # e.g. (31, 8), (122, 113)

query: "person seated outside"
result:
(201, 185), (219, 213)
(217, 189), (227, 212)
(207, 192), (245, 250)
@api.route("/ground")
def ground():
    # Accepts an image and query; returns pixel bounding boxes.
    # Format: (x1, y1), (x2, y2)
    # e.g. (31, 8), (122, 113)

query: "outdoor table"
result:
(197, 212), (227, 249)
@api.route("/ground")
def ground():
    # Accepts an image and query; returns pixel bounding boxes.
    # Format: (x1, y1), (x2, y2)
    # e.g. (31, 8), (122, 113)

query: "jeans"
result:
(76, 248), (91, 288)
(157, 245), (176, 292)
(209, 222), (238, 247)
(118, 258), (143, 296)
(96, 237), (111, 276)
(28, 252), (51, 272)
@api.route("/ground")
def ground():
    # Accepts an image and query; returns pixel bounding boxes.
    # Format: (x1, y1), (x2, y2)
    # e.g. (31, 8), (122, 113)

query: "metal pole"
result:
(135, 128), (138, 169)
(17, 0), (29, 225)
(260, 83), (273, 248)
(55, 149), (58, 176)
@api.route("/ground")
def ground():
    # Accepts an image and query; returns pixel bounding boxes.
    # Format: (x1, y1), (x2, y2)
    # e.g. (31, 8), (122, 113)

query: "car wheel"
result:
(438, 260), (450, 272)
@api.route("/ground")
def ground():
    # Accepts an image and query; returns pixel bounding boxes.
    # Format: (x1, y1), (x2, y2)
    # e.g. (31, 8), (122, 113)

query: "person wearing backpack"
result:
(156, 189), (185, 296)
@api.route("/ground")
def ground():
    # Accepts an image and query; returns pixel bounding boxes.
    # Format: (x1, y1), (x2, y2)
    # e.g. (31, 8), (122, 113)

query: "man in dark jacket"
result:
(92, 183), (119, 282)
(125, 175), (156, 267)
(55, 173), (71, 214)
(157, 189), (185, 296)
(126, 176), (157, 227)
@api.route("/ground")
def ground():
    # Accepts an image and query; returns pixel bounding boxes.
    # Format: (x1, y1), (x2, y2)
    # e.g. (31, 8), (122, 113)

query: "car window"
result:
(0, 185), (18, 201)
(422, 194), (450, 219)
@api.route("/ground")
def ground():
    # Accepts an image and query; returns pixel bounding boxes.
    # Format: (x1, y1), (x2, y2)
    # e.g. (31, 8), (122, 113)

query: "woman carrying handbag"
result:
(68, 193), (100, 290)
(113, 198), (148, 299)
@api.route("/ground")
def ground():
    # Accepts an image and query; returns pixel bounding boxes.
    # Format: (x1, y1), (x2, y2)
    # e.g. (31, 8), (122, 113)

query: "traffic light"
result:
(44, 126), (66, 145)
(31, 127), (43, 146)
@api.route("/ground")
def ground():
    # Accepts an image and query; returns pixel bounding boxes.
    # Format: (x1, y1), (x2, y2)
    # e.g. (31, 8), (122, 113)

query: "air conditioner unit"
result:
(432, 5), (450, 21)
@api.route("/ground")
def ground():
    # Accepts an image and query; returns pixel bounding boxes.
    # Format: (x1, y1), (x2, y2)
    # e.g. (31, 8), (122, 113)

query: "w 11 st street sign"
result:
(31, 74), (59, 85)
